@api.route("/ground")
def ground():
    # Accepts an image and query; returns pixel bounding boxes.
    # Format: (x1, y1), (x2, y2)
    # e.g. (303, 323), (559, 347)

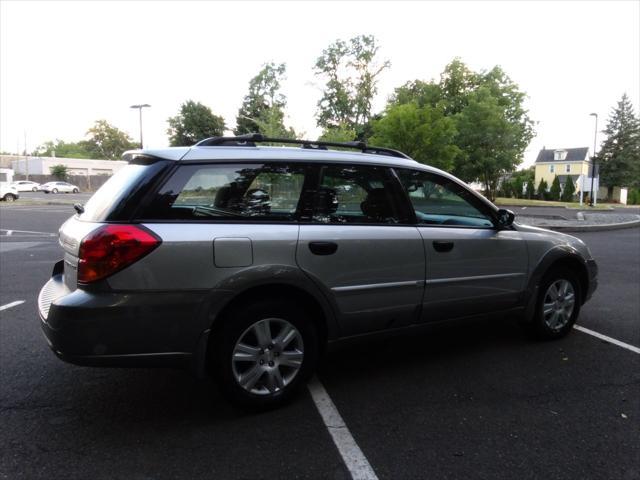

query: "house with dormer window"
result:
(534, 147), (592, 197)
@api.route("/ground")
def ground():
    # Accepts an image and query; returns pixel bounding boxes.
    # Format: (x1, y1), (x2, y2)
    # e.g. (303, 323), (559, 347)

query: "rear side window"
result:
(143, 163), (307, 221)
(312, 165), (409, 224)
(79, 164), (158, 222)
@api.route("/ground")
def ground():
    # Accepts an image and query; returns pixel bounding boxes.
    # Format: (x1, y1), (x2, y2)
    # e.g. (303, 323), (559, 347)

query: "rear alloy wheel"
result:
(52, 188), (58, 194)
(73, 188), (79, 193)
(531, 268), (581, 339)
(232, 318), (304, 396)
(213, 300), (318, 409)
(3, 194), (16, 202)
(32, 187), (38, 192)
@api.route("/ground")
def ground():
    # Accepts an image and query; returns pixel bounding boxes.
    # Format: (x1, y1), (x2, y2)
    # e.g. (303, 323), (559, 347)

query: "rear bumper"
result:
(38, 272), (209, 368)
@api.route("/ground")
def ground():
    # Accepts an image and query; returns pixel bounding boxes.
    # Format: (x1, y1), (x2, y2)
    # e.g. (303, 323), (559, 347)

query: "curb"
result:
(0, 200), (77, 207)
(539, 219), (640, 232)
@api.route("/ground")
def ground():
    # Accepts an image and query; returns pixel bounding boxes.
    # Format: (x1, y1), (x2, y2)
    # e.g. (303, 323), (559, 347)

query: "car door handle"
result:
(432, 241), (454, 253)
(309, 241), (338, 256)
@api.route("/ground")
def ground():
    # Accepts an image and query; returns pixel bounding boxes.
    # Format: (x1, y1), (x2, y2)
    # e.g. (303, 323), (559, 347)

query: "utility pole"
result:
(130, 104), (151, 148)
(589, 113), (598, 207)
(24, 130), (29, 181)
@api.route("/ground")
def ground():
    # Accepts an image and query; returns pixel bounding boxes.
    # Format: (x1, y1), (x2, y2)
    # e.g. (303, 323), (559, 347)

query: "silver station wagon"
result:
(39, 134), (598, 409)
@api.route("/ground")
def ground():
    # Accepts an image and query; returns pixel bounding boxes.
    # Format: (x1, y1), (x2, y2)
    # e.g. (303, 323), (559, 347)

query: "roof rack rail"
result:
(194, 133), (411, 160)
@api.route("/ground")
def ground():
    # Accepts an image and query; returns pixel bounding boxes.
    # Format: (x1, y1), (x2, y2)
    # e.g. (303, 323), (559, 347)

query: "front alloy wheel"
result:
(542, 279), (576, 332)
(531, 267), (581, 339)
(232, 318), (304, 395)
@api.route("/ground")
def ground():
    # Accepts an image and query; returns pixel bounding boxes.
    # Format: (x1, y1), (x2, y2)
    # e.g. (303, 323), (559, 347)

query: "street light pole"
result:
(130, 104), (151, 149)
(589, 112), (598, 207)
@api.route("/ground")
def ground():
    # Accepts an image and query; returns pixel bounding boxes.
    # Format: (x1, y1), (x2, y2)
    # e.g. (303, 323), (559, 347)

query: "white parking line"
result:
(574, 325), (640, 354)
(0, 300), (25, 312)
(308, 377), (378, 480)
(0, 229), (56, 237)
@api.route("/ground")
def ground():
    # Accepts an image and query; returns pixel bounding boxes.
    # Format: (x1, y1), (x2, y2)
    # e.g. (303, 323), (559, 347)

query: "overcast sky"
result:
(1, 0), (639, 167)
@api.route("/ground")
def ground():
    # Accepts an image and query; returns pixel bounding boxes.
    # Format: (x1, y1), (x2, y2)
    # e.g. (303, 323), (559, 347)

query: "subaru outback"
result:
(38, 134), (598, 409)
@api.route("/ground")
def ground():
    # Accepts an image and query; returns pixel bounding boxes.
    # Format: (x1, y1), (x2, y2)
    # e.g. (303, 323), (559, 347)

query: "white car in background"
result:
(11, 180), (41, 192)
(40, 181), (80, 194)
(0, 183), (19, 201)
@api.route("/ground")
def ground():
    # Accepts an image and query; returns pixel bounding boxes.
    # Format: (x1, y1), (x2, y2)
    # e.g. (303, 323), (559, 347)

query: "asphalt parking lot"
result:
(1, 204), (638, 480)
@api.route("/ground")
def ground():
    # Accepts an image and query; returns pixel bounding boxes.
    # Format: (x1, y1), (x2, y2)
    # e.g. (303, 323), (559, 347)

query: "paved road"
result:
(1, 206), (638, 480)
(12, 191), (93, 204)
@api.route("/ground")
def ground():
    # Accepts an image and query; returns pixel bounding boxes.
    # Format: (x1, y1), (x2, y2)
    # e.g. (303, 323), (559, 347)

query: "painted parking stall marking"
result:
(308, 377), (378, 480)
(574, 325), (640, 354)
(1, 229), (57, 237)
(0, 300), (25, 312)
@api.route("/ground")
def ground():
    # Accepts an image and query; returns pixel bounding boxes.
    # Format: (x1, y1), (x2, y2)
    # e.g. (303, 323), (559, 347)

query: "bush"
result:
(561, 177), (576, 202)
(50, 164), (68, 180)
(537, 179), (549, 200)
(549, 176), (562, 201)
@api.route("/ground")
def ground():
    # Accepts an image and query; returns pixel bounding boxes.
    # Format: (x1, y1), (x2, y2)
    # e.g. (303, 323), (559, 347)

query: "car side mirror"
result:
(496, 208), (515, 228)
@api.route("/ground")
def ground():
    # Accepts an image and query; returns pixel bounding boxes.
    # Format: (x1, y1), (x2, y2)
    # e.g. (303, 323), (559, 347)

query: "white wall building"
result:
(10, 156), (127, 176)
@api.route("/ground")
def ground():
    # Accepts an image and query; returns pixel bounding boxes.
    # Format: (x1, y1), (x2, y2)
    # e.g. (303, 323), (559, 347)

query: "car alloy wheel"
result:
(52, 188), (58, 193)
(4, 194), (16, 202)
(231, 318), (304, 395)
(542, 279), (576, 332)
(32, 187), (38, 192)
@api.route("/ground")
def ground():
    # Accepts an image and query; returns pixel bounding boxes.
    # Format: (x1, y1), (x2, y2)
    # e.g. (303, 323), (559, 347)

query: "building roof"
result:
(535, 147), (589, 163)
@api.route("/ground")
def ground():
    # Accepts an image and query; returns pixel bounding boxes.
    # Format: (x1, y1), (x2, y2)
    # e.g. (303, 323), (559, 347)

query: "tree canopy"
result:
(34, 120), (136, 160)
(314, 35), (390, 138)
(167, 100), (226, 146)
(596, 93), (640, 195)
(371, 59), (535, 200)
(235, 63), (295, 138)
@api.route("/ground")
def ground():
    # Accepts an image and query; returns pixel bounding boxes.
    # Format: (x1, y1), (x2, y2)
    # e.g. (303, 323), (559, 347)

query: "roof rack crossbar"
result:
(194, 133), (411, 159)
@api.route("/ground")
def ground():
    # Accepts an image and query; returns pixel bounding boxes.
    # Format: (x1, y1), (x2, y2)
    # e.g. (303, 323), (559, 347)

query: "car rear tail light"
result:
(78, 224), (161, 284)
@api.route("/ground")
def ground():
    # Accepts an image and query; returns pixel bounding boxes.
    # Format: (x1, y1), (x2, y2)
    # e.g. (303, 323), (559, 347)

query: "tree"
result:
(318, 124), (357, 144)
(314, 35), (390, 137)
(84, 120), (137, 160)
(242, 108), (297, 140)
(513, 177), (524, 199)
(34, 139), (93, 159)
(380, 59), (534, 200)
(596, 94), (640, 199)
(537, 178), (548, 200)
(167, 100), (226, 146)
(549, 175), (561, 200)
(525, 179), (535, 199)
(50, 164), (68, 180)
(369, 102), (459, 171)
(235, 63), (291, 136)
(561, 176), (576, 201)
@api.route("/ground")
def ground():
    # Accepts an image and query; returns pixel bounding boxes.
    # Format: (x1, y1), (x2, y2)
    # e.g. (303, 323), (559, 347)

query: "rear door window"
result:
(312, 165), (410, 224)
(143, 163), (308, 221)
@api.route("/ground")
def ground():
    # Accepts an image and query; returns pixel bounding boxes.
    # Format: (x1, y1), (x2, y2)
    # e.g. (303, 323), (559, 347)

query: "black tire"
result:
(73, 188), (79, 193)
(52, 188), (58, 194)
(211, 299), (319, 410)
(530, 267), (581, 339)
(3, 194), (16, 202)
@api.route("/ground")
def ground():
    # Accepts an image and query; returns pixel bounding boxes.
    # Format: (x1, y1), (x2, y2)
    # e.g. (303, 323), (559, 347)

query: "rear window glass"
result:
(142, 163), (307, 221)
(78, 164), (152, 222)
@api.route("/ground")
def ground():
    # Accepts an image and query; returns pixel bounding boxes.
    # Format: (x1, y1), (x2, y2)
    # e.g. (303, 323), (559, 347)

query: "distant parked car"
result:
(11, 180), (41, 192)
(0, 183), (19, 201)
(41, 182), (80, 194)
